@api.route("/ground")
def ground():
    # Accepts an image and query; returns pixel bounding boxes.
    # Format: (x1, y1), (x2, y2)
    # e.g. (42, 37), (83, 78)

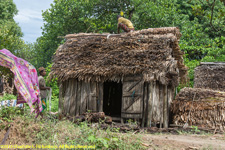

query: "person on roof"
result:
(117, 15), (134, 34)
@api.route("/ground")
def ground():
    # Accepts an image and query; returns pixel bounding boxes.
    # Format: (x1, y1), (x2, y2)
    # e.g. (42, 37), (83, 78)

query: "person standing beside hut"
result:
(38, 67), (51, 112)
(117, 15), (135, 34)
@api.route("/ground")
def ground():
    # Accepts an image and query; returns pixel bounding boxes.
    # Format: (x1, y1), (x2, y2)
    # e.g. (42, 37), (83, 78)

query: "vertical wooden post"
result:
(152, 81), (157, 127)
(67, 79), (73, 115)
(147, 82), (153, 127)
(96, 82), (99, 112)
(69, 79), (77, 116)
(63, 80), (70, 115)
(97, 82), (103, 112)
(163, 85), (168, 128)
(159, 84), (163, 128)
(82, 81), (88, 114)
(58, 82), (63, 115)
(88, 82), (97, 112)
(80, 81), (85, 114)
(167, 86), (174, 126)
(141, 82), (147, 127)
(76, 81), (81, 116)
(154, 81), (160, 127)
(92, 82), (98, 112)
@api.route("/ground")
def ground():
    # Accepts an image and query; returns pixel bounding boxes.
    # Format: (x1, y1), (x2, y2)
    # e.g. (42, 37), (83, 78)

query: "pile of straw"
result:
(172, 87), (225, 130)
(194, 63), (225, 91)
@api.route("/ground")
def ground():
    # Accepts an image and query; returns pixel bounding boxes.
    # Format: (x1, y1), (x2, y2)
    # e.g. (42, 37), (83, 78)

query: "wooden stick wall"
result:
(58, 79), (174, 128)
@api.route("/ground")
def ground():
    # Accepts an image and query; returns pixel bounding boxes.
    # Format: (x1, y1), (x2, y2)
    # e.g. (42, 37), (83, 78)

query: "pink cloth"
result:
(0, 49), (43, 115)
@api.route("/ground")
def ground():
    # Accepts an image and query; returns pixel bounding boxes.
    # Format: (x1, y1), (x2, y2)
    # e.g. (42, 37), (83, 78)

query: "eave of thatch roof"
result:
(50, 27), (188, 86)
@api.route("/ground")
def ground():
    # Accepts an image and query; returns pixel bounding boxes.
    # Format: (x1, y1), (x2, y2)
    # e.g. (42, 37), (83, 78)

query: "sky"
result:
(13, 0), (54, 43)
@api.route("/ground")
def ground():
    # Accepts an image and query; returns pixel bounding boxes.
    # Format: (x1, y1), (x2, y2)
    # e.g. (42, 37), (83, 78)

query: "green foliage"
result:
(0, 107), (24, 122)
(0, 0), (23, 51)
(191, 125), (200, 133)
(0, 0), (18, 20)
(63, 121), (145, 149)
(183, 58), (200, 87)
(0, 0), (25, 76)
(45, 63), (59, 112)
(0, 93), (17, 101)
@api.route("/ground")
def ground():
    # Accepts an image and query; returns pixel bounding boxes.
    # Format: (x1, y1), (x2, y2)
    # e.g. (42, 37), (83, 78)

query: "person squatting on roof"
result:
(38, 67), (51, 112)
(117, 15), (134, 34)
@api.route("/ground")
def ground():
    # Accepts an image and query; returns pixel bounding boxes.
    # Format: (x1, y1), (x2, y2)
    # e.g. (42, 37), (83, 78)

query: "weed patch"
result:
(0, 109), (146, 149)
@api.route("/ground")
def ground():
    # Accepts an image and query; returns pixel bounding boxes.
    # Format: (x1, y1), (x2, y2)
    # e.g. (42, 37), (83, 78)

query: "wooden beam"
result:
(200, 62), (225, 65)
(65, 34), (122, 39)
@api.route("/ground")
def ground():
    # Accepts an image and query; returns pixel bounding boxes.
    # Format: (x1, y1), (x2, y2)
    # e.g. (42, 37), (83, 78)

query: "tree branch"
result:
(210, 0), (218, 32)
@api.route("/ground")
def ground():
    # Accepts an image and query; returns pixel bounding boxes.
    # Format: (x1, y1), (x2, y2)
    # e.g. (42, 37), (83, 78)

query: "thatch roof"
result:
(194, 62), (225, 91)
(50, 27), (188, 86)
(171, 87), (225, 130)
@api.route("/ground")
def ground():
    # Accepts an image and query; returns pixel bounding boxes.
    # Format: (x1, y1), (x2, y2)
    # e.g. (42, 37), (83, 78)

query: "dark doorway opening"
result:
(103, 81), (122, 117)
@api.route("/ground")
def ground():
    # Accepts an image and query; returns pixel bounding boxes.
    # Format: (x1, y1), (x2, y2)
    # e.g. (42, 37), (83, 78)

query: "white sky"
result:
(13, 0), (54, 43)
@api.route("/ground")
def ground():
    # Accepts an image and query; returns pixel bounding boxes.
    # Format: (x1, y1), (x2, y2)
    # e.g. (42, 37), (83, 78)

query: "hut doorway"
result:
(103, 81), (122, 118)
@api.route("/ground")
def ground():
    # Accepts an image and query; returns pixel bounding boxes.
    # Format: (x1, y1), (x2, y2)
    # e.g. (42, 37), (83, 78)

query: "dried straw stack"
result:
(171, 87), (225, 130)
(194, 62), (225, 91)
(50, 27), (188, 86)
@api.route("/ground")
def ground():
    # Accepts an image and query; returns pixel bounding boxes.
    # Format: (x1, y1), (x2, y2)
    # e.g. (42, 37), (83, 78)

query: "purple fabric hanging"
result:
(0, 49), (43, 116)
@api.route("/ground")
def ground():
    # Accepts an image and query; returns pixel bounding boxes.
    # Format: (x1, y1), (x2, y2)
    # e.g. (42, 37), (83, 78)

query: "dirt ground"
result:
(142, 134), (225, 150)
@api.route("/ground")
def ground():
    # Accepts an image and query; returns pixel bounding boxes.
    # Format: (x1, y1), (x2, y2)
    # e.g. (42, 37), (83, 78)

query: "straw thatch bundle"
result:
(50, 27), (188, 86)
(194, 63), (225, 91)
(172, 87), (225, 130)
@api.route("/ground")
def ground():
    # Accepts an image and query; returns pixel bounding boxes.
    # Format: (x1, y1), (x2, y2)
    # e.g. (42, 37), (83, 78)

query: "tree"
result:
(0, 0), (24, 77)
(0, 0), (24, 54)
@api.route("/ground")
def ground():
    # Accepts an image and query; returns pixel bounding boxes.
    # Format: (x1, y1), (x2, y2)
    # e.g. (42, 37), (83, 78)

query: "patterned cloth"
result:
(0, 100), (23, 109)
(0, 49), (43, 115)
(41, 98), (47, 111)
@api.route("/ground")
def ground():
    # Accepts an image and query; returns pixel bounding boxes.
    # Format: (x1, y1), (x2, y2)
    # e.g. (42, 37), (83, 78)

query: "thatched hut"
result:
(50, 27), (188, 127)
(194, 62), (225, 91)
